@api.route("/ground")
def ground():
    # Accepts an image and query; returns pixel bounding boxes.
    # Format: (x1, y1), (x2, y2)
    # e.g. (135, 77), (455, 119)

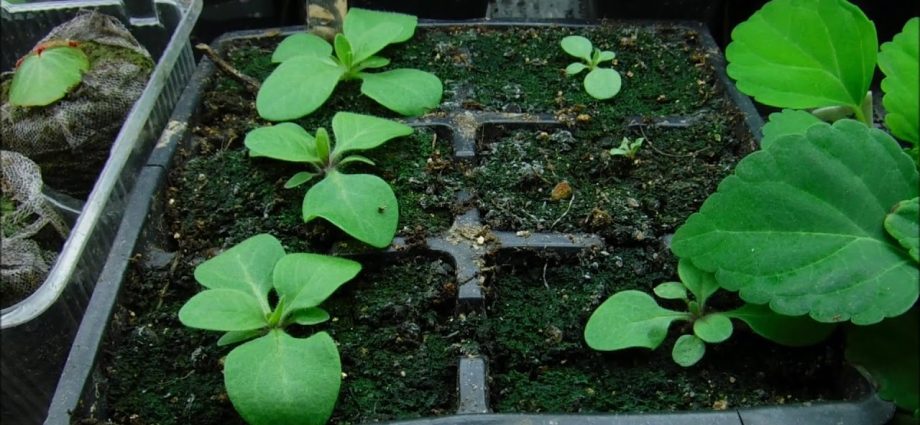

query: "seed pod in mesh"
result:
(1, 11), (154, 198)
(1, 150), (69, 308)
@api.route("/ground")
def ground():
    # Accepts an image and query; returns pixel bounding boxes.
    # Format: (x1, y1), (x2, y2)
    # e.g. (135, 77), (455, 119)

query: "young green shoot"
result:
(244, 112), (413, 248)
(560, 35), (622, 100)
(257, 8), (443, 120)
(178, 234), (361, 425)
(609, 136), (643, 160)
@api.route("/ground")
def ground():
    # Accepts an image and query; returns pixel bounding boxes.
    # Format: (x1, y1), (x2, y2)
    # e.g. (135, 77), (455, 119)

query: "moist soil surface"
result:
(87, 23), (846, 424)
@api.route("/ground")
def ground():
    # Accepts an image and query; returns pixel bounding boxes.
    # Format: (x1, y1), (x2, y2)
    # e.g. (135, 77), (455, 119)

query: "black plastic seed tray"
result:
(45, 20), (895, 425)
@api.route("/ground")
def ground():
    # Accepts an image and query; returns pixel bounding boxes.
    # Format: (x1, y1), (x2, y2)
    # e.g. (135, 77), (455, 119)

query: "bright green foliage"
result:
(726, 0), (877, 123)
(585, 260), (832, 367)
(179, 234), (360, 425)
(847, 308), (919, 417)
(760, 109), (823, 148)
(257, 8), (442, 120)
(609, 137), (643, 160)
(672, 120), (920, 325)
(878, 18), (919, 155)
(10, 44), (89, 107)
(245, 112), (412, 248)
(560, 35), (622, 100)
(885, 197), (919, 263)
(672, 335), (705, 367)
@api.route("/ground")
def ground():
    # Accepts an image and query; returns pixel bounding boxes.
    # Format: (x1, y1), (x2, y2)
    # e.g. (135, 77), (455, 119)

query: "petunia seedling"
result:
(257, 8), (443, 120)
(584, 259), (834, 367)
(609, 136), (643, 160)
(178, 233), (361, 425)
(9, 40), (89, 107)
(560, 35), (622, 100)
(244, 112), (413, 248)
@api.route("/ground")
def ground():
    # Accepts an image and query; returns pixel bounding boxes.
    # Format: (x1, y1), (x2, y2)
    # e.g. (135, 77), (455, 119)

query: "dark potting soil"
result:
(471, 250), (845, 413)
(88, 22), (846, 424)
(95, 252), (460, 425)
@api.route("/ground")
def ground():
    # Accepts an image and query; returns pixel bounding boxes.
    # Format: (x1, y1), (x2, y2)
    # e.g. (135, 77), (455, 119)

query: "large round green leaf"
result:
(846, 308), (919, 415)
(726, 0), (877, 111)
(560, 35), (593, 62)
(878, 17), (919, 145)
(302, 171), (398, 248)
(10, 46), (89, 107)
(193, 234), (285, 309)
(672, 120), (919, 325)
(256, 56), (345, 121)
(693, 313), (733, 343)
(273, 253), (361, 314)
(583, 68), (622, 100)
(359, 68), (442, 116)
(343, 8), (416, 63)
(225, 331), (341, 425)
(585, 290), (690, 351)
(760, 109), (823, 149)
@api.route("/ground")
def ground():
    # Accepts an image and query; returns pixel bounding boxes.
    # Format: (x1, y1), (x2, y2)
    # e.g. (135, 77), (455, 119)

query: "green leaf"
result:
(846, 308), (919, 414)
(585, 290), (691, 351)
(287, 307), (331, 326)
(334, 34), (354, 68)
(10, 46), (89, 107)
(271, 33), (332, 63)
(257, 56), (345, 121)
(597, 50), (616, 63)
(338, 155), (376, 168)
(284, 172), (317, 189)
(193, 234), (285, 311)
(178, 289), (268, 331)
(273, 253), (361, 314)
(330, 112), (413, 159)
(344, 8), (416, 64)
(725, 303), (835, 346)
(358, 56), (390, 70)
(583, 68), (622, 100)
(565, 62), (587, 76)
(360, 69), (443, 116)
(672, 120), (920, 324)
(761, 109), (823, 149)
(653, 282), (688, 300)
(315, 128), (330, 165)
(693, 313), (734, 343)
(245, 123), (319, 163)
(878, 17), (919, 145)
(560, 35), (593, 62)
(725, 0), (877, 112)
(225, 331), (341, 425)
(218, 330), (264, 347)
(672, 334), (706, 367)
(303, 171), (398, 248)
(885, 197), (919, 263)
(677, 259), (719, 305)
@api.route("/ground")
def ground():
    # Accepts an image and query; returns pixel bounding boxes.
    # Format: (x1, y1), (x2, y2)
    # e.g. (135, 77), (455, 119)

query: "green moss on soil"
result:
(100, 253), (459, 424)
(469, 250), (845, 413)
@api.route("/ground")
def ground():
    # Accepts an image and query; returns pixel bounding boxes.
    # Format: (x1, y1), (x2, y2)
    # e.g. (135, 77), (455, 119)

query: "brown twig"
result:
(195, 43), (260, 95)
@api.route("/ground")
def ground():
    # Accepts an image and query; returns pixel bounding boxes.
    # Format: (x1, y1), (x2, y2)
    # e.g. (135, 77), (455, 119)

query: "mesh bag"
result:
(1, 150), (70, 308)
(0, 11), (154, 198)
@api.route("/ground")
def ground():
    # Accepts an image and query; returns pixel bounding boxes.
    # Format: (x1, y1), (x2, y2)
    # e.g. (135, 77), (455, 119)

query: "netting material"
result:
(0, 11), (154, 197)
(1, 150), (69, 308)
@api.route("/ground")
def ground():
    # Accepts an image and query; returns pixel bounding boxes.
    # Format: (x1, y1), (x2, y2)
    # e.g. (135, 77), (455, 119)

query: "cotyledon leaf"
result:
(10, 46), (89, 107)
(672, 120), (919, 325)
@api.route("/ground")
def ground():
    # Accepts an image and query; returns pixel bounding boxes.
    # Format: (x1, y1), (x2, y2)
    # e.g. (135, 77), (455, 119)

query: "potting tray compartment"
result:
(47, 21), (895, 425)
